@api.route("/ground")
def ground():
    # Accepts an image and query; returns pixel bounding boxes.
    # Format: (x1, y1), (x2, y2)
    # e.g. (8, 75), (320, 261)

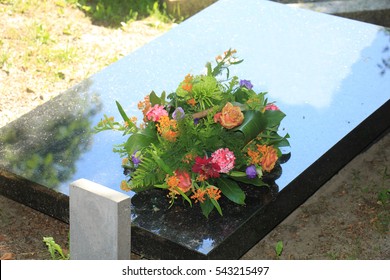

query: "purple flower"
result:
(194, 118), (199, 125)
(172, 107), (185, 120)
(239, 79), (253, 90)
(245, 165), (257, 179)
(131, 151), (141, 166)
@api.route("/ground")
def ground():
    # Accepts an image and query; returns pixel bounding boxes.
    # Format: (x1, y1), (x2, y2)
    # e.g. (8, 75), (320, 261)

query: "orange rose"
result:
(259, 145), (278, 172)
(216, 102), (244, 129)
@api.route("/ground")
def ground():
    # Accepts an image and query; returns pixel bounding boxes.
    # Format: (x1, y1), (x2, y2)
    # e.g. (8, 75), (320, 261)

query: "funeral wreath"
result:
(95, 49), (290, 217)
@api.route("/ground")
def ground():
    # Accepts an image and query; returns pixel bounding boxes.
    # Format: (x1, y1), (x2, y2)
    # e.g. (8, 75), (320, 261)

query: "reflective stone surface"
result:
(1, 0), (389, 259)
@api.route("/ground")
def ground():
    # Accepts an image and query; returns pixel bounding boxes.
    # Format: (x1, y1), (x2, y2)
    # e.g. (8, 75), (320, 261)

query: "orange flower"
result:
(156, 116), (178, 142)
(196, 174), (208, 182)
(181, 74), (193, 92)
(247, 145), (278, 172)
(187, 98), (196, 107)
(183, 74), (193, 83)
(120, 180), (131, 192)
(166, 170), (192, 194)
(207, 186), (221, 200)
(138, 95), (151, 122)
(247, 148), (261, 165)
(166, 174), (180, 189)
(215, 102), (244, 129)
(182, 83), (192, 92)
(258, 145), (278, 172)
(182, 152), (195, 164)
(191, 188), (206, 203)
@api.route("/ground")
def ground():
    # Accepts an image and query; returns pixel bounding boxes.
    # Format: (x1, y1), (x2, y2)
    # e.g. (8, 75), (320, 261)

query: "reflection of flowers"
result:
(96, 49), (290, 217)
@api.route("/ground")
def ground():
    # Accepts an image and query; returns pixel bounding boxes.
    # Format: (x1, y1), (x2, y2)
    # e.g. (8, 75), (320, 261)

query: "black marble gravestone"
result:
(1, 0), (389, 259)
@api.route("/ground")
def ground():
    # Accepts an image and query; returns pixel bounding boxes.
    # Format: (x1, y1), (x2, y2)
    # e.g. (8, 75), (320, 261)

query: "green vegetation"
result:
(43, 237), (69, 260)
(68, 0), (173, 26)
(274, 240), (283, 259)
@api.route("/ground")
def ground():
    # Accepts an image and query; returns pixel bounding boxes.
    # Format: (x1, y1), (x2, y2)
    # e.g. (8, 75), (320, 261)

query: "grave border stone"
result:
(69, 179), (131, 260)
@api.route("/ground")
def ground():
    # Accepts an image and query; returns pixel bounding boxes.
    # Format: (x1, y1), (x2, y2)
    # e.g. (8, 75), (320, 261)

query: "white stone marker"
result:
(70, 179), (131, 260)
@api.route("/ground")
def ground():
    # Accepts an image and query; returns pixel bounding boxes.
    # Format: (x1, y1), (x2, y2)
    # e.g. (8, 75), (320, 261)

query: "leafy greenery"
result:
(68, 0), (173, 26)
(43, 237), (69, 260)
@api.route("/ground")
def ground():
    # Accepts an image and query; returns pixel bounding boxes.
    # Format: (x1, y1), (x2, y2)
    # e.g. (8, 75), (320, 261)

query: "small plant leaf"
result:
(275, 240), (283, 257)
(216, 177), (245, 205)
(200, 198), (214, 218)
(116, 101), (130, 123)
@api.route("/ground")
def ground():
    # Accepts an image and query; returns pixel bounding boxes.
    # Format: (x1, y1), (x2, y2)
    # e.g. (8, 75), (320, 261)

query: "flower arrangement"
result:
(95, 49), (290, 218)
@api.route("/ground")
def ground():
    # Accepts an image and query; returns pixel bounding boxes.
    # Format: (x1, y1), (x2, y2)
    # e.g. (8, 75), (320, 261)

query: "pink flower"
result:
(265, 103), (279, 111)
(175, 170), (192, 193)
(211, 148), (235, 173)
(146, 104), (168, 122)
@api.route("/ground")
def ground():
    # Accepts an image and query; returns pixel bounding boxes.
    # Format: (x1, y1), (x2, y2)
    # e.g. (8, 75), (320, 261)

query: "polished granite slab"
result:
(1, 0), (389, 259)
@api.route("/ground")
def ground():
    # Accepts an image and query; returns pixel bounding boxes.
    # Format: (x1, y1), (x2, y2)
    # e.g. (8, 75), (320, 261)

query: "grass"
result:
(0, 0), (174, 113)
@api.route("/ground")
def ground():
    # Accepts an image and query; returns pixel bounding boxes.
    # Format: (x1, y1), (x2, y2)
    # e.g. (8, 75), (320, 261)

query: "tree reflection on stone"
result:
(0, 79), (102, 190)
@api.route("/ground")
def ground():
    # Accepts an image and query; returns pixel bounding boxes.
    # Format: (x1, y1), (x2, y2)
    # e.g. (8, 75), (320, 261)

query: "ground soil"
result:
(0, 1), (389, 260)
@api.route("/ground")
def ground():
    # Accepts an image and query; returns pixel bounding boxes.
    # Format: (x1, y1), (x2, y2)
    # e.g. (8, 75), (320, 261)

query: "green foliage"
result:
(43, 237), (69, 260)
(275, 240), (283, 259)
(130, 148), (165, 191)
(70, 0), (171, 26)
(216, 177), (245, 205)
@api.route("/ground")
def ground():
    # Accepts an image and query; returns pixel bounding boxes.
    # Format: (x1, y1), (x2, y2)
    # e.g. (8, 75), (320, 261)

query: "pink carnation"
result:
(265, 103), (279, 111)
(211, 148), (235, 173)
(146, 104), (168, 122)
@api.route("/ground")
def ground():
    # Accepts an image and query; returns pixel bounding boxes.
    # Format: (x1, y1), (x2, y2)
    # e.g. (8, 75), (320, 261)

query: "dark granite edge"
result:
(131, 226), (206, 260)
(1, 99), (388, 259)
(0, 169), (69, 223)
(205, 99), (390, 259)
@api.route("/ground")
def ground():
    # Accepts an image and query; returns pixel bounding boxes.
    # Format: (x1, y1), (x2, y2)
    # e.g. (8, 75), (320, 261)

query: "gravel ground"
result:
(0, 0), (389, 260)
